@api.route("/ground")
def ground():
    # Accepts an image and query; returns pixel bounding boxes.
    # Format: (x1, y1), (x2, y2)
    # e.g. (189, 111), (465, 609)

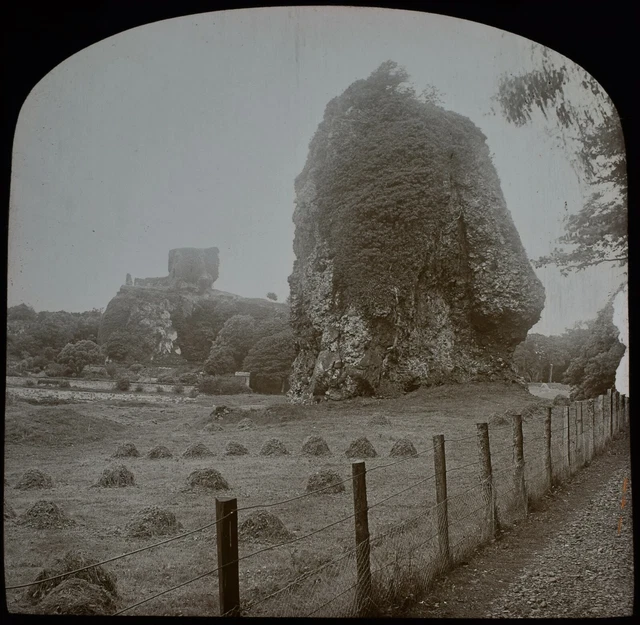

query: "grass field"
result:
(4, 381), (565, 616)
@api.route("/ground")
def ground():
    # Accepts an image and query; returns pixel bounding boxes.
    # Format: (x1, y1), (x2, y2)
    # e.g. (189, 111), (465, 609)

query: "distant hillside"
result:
(98, 285), (288, 363)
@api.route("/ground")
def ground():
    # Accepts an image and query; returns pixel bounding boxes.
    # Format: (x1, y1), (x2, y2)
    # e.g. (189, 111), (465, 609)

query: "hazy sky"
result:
(7, 6), (625, 335)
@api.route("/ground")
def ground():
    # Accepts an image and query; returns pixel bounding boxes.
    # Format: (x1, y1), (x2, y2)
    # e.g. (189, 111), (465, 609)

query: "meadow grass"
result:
(4, 381), (555, 616)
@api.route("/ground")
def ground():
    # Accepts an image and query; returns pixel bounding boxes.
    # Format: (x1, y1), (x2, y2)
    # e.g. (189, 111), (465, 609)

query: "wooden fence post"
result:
(544, 407), (553, 489)
(576, 402), (584, 469)
(476, 423), (498, 541)
(433, 435), (452, 570)
(512, 414), (528, 516)
(352, 461), (372, 617)
(588, 400), (596, 463)
(615, 391), (621, 435)
(621, 395), (627, 430)
(607, 388), (614, 442)
(216, 497), (240, 617)
(600, 395), (606, 452)
(563, 406), (571, 478)
(626, 396), (630, 430)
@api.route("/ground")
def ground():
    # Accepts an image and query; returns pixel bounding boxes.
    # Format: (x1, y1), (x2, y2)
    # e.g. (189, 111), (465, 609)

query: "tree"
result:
(242, 329), (297, 375)
(7, 303), (37, 321)
(493, 43), (627, 275)
(56, 340), (103, 375)
(562, 299), (625, 400)
(203, 344), (237, 375)
(204, 315), (258, 371)
(266, 292), (278, 301)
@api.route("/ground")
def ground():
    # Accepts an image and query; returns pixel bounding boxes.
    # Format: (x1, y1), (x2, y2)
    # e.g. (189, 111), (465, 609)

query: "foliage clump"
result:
(198, 375), (252, 395)
(55, 340), (103, 375)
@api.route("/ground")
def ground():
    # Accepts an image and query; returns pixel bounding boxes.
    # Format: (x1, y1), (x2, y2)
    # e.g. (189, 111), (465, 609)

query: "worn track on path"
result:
(406, 434), (634, 619)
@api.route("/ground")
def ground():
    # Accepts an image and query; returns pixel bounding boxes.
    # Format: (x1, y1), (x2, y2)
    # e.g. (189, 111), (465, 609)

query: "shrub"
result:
(198, 375), (252, 395)
(128, 363), (144, 373)
(105, 362), (118, 379)
(25, 379), (36, 387)
(188, 389), (199, 398)
(114, 378), (130, 392)
(56, 340), (103, 375)
(135, 384), (144, 392)
(45, 362), (69, 378)
(58, 380), (71, 389)
(157, 375), (176, 385)
(173, 384), (184, 394)
(178, 372), (199, 385)
(156, 386), (165, 393)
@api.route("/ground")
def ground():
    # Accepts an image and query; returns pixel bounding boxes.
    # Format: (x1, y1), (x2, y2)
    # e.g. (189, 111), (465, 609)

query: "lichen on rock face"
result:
(288, 61), (545, 401)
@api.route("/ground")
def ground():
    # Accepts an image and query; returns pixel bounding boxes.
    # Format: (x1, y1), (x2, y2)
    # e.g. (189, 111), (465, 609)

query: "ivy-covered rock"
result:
(288, 61), (545, 401)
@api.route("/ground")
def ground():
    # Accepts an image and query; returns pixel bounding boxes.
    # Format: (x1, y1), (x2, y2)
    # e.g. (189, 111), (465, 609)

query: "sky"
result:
(7, 6), (626, 336)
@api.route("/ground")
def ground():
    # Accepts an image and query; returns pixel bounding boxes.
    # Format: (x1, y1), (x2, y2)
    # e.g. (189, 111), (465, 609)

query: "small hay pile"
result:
(146, 445), (173, 459)
(4, 499), (17, 520)
(306, 469), (345, 494)
(26, 549), (118, 605)
(204, 422), (224, 432)
(345, 437), (377, 458)
(259, 438), (289, 456)
(301, 435), (331, 456)
(187, 468), (229, 491)
(553, 394), (571, 406)
(19, 500), (75, 530)
(182, 443), (214, 458)
(34, 578), (117, 615)
(389, 439), (418, 457)
(125, 506), (183, 538)
(112, 443), (140, 458)
(210, 405), (231, 418)
(239, 510), (292, 543)
(14, 469), (54, 490)
(237, 418), (255, 430)
(224, 440), (249, 456)
(96, 465), (135, 488)
(368, 414), (391, 426)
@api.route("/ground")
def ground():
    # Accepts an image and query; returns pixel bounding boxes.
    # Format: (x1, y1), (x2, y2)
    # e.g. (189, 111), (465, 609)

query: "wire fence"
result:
(5, 388), (629, 617)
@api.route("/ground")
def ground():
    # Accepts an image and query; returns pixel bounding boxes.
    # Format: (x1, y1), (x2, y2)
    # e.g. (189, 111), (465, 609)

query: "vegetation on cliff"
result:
(289, 61), (545, 399)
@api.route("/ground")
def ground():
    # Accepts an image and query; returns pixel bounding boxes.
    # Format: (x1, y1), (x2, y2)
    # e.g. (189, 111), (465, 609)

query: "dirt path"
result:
(406, 433), (634, 619)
